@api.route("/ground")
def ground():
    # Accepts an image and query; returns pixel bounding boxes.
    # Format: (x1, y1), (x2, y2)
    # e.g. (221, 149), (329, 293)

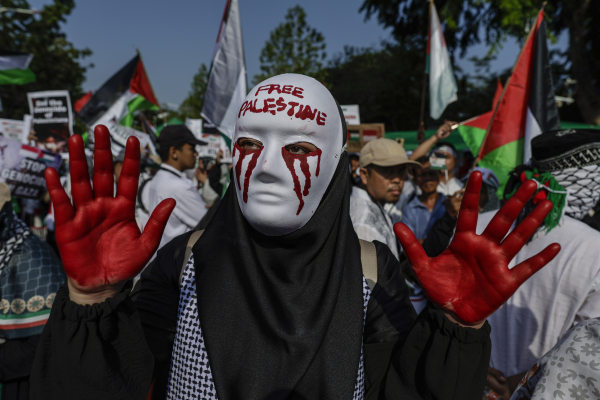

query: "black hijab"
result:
(193, 116), (364, 399)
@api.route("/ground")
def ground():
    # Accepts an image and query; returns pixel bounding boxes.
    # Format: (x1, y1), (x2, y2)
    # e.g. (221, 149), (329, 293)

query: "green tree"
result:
(326, 42), (507, 131)
(359, 0), (600, 125)
(0, 0), (92, 126)
(253, 5), (326, 85)
(179, 63), (208, 119)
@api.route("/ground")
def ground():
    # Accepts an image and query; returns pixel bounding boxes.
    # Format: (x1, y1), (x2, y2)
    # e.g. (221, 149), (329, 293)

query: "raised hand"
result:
(45, 125), (175, 303)
(394, 171), (560, 325)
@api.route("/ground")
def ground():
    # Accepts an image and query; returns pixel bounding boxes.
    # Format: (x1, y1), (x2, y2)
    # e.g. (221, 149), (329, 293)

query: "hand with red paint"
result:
(394, 171), (561, 326)
(45, 125), (175, 305)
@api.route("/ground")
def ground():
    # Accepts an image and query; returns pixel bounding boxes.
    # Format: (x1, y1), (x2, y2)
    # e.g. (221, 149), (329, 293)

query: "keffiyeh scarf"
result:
(552, 164), (600, 221)
(0, 208), (31, 274)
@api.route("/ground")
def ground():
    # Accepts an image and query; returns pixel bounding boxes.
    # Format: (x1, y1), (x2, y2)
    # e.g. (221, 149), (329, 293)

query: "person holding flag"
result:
(29, 74), (560, 400)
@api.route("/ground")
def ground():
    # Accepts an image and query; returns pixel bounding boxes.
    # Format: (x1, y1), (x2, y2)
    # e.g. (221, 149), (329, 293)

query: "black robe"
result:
(29, 232), (491, 400)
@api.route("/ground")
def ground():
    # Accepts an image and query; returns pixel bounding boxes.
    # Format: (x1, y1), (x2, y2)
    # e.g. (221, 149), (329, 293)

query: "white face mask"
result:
(233, 74), (344, 236)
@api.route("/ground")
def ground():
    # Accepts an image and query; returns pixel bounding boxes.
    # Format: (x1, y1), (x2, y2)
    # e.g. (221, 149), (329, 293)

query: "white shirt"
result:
(147, 164), (208, 250)
(437, 176), (463, 196)
(349, 187), (399, 259)
(476, 212), (600, 376)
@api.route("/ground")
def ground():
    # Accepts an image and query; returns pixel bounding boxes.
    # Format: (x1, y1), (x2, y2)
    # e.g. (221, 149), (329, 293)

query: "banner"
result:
(0, 115), (32, 143)
(198, 133), (232, 163)
(0, 136), (62, 199)
(91, 119), (157, 157)
(27, 90), (73, 149)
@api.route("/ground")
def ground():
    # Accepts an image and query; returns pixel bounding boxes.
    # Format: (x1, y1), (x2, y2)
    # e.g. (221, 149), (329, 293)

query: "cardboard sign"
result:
(345, 123), (386, 153)
(341, 105), (361, 126)
(0, 136), (62, 199)
(0, 116), (32, 143)
(27, 90), (73, 148)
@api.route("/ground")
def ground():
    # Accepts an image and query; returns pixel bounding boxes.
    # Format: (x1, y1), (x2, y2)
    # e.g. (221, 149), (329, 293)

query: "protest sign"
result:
(0, 136), (62, 199)
(27, 90), (73, 148)
(0, 115), (32, 143)
(197, 133), (232, 163)
(341, 105), (361, 126)
(91, 119), (157, 157)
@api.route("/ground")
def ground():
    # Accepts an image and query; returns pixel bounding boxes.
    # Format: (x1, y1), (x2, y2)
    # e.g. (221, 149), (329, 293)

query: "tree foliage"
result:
(326, 42), (507, 131)
(179, 63), (208, 120)
(0, 0), (92, 125)
(359, 0), (600, 124)
(253, 5), (326, 85)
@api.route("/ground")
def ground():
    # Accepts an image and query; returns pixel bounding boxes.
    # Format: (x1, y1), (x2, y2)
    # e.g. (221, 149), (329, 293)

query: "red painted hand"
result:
(394, 171), (561, 325)
(45, 125), (175, 302)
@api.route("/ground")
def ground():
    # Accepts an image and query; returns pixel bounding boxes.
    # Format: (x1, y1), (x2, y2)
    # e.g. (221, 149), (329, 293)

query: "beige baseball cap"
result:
(0, 183), (10, 211)
(359, 138), (422, 168)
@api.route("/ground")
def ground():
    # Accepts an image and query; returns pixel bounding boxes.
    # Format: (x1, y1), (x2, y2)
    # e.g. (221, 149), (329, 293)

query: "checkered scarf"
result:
(552, 164), (600, 220)
(0, 207), (31, 274)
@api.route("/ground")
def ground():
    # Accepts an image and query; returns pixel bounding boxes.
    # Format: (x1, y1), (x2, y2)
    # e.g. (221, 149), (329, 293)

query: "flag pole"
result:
(472, 5), (545, 169)
(417, 0), (432, 144)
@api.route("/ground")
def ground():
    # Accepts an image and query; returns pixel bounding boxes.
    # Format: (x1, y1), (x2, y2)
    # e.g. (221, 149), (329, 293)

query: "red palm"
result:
(394, 171), (561, 325)
(45, 125), (175, 294)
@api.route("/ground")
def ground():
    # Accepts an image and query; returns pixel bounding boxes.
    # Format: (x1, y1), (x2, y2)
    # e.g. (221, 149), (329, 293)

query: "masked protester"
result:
(30, 74), (560, 400)
(477, 129), (600, 398)
(0, 183), (65, 400)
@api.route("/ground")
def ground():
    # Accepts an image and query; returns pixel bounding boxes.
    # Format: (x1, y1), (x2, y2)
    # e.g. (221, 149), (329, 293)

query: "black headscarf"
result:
(193, 136), (364, 399)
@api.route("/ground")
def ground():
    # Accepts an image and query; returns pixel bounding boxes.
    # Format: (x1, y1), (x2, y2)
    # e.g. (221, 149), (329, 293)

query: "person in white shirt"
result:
(476, 128), (600, 397)
(147, 125), (208, 250)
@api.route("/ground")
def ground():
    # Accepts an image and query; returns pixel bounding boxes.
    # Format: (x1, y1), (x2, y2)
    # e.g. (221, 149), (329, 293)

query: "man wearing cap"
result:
(146, 125), (208, 250)
(476, 129), (600, 397)
(350, 138), (420, 259)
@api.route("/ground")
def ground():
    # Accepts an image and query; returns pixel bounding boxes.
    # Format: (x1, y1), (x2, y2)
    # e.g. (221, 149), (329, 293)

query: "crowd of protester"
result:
(1, 76), (600, 400)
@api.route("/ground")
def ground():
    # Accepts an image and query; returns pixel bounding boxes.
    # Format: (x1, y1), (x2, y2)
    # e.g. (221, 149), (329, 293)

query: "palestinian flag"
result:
(76, 54), (159, 128)
(427, 1), (457, 120)
(457, 80), (503, 156)
(201, 0), (247, 141)
(0, 49), (35, 85)
(476, 9), (560, 193)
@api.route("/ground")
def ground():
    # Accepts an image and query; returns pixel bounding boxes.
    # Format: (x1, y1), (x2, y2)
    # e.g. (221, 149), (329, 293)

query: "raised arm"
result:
(394, 171), (561, 326)
(46, 125), (175, 304)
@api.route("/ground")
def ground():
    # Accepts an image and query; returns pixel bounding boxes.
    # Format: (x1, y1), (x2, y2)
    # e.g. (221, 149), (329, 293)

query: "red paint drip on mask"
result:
(281, 147), (322, 215)
(233, 142), (264, 203)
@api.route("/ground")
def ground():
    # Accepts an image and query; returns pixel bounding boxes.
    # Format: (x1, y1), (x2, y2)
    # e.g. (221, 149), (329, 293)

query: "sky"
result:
(28, 0), (568, 108)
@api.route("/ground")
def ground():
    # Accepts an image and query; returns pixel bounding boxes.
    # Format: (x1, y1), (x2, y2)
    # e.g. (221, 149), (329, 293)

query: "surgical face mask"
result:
(233, 74), (344, 236)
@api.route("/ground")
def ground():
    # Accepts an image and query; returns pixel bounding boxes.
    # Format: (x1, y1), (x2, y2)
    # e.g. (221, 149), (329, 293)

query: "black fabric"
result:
(192, 151), (365, 400)
(195, 196), (222, 231)
(421, 212), (456, 257)
(29, 234), (491, 400)
(0, 334), (40, 400)
(528, 20), (560, 136)
(30, 282), (154, 400)
(382, 304), (491, 400)
(131, 232), (192, 399)
(208, 164), (224, 195)
(531, 128), (600, 171)
(364, 241), (417, 399)
(363, 243), (491, 400)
